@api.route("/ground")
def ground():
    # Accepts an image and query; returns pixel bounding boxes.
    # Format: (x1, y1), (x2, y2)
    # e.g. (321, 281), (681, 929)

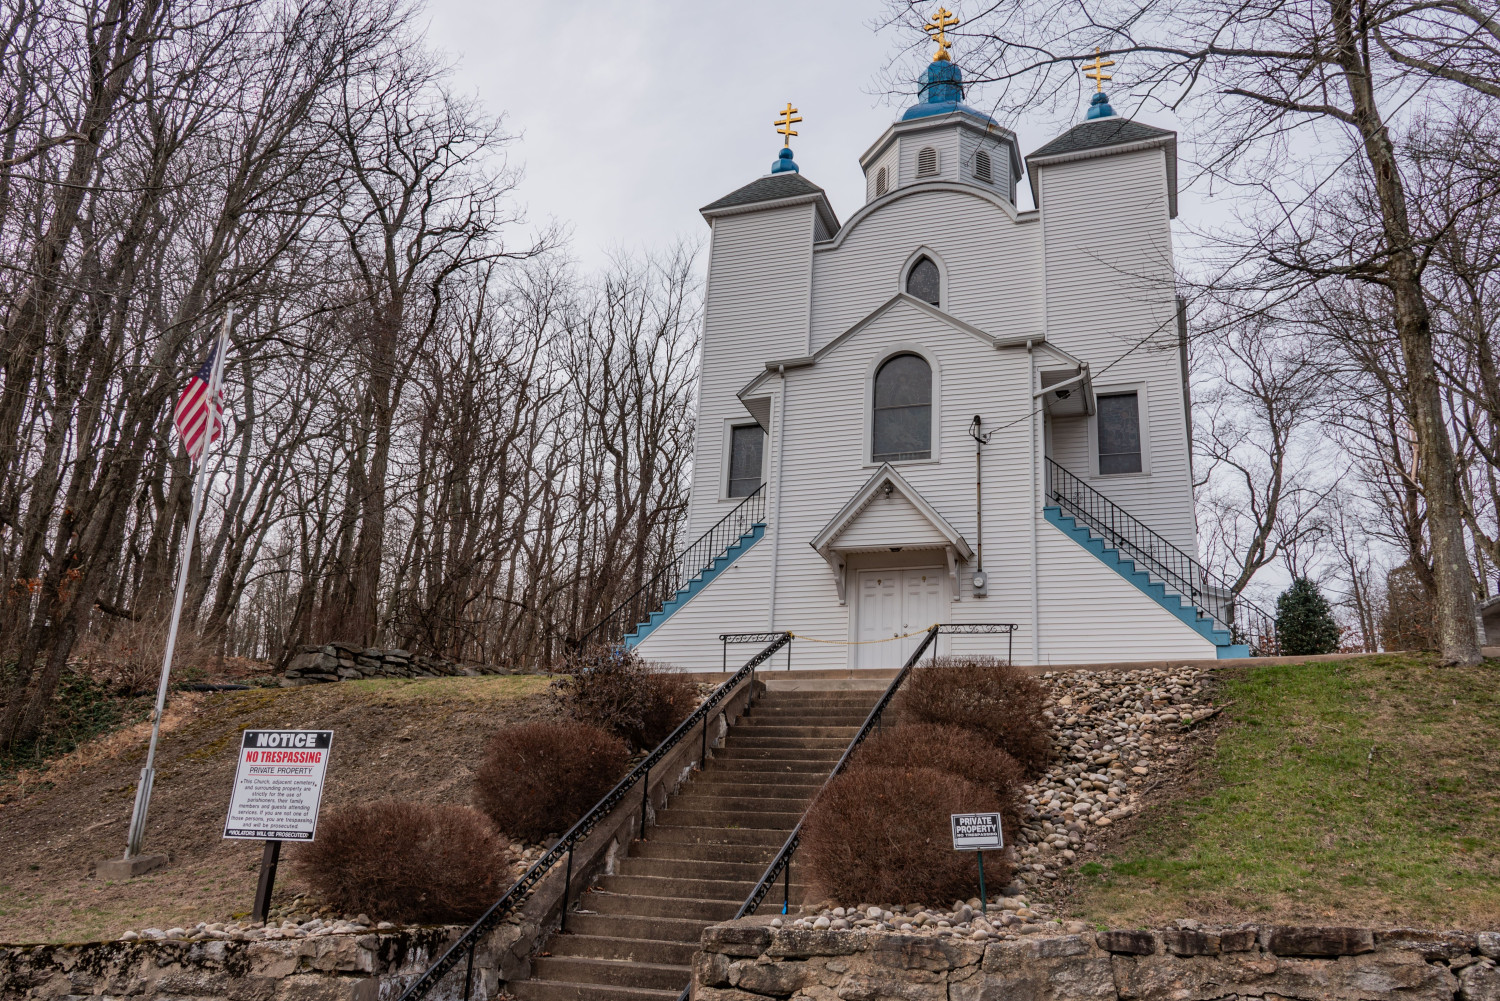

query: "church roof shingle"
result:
(1028, 117), (1175, 160)
(700, 173), (826, 212)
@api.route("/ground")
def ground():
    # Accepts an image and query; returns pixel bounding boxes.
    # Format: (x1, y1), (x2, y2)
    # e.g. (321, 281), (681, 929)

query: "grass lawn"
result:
(1068, 654), (1500, 927)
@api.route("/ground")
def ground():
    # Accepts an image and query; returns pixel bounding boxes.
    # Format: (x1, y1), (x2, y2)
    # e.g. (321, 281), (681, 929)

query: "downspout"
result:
(767, 365), (787, 629)
(1028, 341), (1040, 665)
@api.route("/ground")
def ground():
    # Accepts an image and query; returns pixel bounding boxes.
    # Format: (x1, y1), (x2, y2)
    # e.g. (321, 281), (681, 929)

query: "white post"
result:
(124, 312), (231, 860)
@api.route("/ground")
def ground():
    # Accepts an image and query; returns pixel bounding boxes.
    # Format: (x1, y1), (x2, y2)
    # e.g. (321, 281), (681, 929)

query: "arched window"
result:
(906, 256), (940, 306)
(974, 149), (992, 183)
(872, 354), (932, 462)
(875, 165), (889, 196)
(916, 146), (938, 177)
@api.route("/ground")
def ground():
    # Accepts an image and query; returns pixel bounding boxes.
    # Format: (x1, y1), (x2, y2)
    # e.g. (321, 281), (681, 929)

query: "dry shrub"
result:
(858, 723), (1024, 831)
(551, 649), (698, 750)
(802, 764), (1010, 904)
(897, 657), (1054, 777)
(72, 616), (219, 694)
(298, 801), (513, 924)
(474, 721), (629, 841)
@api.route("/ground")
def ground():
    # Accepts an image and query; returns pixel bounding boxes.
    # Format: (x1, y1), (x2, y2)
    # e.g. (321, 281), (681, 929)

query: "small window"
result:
(974, 149), (992, 182)
(916, 146), (938, 177)
(873, 354), (932, 462)
(727, 424), (765, 497)
(905, 256), (940, 306)
(1097, 392), (1143, 474)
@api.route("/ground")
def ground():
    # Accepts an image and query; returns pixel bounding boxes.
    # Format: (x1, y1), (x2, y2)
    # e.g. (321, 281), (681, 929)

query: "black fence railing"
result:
(735, 623), (1018, 921)
(397, 632), (790, 1001)
(578, 485), (767, 653)
(1044, 458), (1278, 654)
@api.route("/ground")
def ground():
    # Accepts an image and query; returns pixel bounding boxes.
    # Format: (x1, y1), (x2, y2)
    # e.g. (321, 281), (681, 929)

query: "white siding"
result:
(810, 189), (1043, 351)
(899, 129), (960, 185)
(957, 130), (1012, 199)
(633, 536), (775, 670)
(864, 147), (899, 203)
(1037, 148), (1197, 556)
(834, 490), (951, 550)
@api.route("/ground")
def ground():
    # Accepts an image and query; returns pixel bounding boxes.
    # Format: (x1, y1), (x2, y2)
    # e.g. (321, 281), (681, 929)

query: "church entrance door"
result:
(855, 567), (946, 669)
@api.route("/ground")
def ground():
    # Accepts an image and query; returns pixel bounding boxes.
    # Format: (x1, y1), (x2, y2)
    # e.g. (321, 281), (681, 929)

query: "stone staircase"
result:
(509, 685), (883, 1001)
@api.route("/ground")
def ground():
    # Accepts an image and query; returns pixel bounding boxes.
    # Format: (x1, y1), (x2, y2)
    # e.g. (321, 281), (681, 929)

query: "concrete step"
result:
(617, 856), (772, 882)
(545, 934), (698, 966)
(734, 724), (860, 738)
(669, 793), (813, 814)
(645, 824), (787, 847)
(630, 840), (779, 864)
(725, 735), (855, 749)
(686, 778), (823, 798)
(715, 746), (843, 761)
(579, 890), (741, 921)
(563, 912), (707, 943)
(509, 979), (679, 1001)
(652, 806), (803, 829)
(743, 711), (873, 724)
(708, 756), (837, 773)
(597, 873), (764, 901)
(531, 956), (689, 992)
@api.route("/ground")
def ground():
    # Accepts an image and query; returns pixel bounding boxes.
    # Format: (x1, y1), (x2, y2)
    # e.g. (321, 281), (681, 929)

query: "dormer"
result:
(859, 57), (1022, 205)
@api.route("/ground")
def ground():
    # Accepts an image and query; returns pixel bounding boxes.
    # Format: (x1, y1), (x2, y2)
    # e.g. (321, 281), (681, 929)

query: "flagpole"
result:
(124, 311), (232, 861)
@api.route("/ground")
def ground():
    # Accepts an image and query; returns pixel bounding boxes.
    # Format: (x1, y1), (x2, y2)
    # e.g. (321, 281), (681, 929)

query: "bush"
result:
(1380, 564), (1435, 651)
(802, 764), (1009, 904)
(857, 723), (1024, 831)
(896, 657), (1054, 777)
(298, 801), (513, 924)
(1275, 577), (1342, 655)
(474, 721), (629, 842)
(551, 649), (698, 750)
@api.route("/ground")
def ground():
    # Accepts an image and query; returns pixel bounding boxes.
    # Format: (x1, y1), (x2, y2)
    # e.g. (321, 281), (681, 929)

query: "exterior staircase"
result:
(509, 684), (883, 1001)
(625, 523), (765, 648)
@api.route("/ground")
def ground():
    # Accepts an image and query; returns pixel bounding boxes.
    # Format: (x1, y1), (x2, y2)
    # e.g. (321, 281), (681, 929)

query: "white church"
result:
(628, 32), (1249, 670)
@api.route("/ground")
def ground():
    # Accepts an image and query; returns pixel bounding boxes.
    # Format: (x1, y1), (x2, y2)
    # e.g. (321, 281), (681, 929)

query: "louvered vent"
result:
(875, 166), (889, 196)
(975, 149), (992, 182)
(916, 146), (938, 176)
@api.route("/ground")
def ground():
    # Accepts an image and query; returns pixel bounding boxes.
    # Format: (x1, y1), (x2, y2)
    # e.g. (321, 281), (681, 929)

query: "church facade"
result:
(631, 49), (1245, 670)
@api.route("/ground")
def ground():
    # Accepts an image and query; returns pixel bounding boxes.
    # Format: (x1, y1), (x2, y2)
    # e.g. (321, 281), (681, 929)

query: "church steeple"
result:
(770, 103), (802, 174)
(1083, 48), (1116, 119)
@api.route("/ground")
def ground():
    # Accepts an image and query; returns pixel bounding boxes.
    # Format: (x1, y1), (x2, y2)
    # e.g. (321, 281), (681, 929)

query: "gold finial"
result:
(774, 103), (802, 147)
(924, 7), (960, 62)
(1083, 47), (1115, 93)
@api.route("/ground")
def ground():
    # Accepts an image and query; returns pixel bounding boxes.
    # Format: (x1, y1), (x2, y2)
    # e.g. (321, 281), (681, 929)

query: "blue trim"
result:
(624, 523), (767, 649)
(1044, 506), (1249, 659)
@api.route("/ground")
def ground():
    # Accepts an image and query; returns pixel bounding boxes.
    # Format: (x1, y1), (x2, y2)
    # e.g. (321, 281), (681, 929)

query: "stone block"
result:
(1217, 927), (1257, 952)
(835, 971), (946, 1000)
(1162, 929), (1218, 957)
(695, 988), (773, 1001)
(694, 950), (732, 987)
(701, 924), (773, 957)
(731, 958), (817, 995)
(1267, 925), (1375, 957)
(1461, 962), (1500, 1001)
(1376, 928), (1477, 961)
(868, 934), (984, 972)
(766, 929), (864, 959)
(95, 854), (168, 879)
(1095, 929), (1157, 955)
(979, 938), (1116, 1000)
(1479, 932), (1500, 959)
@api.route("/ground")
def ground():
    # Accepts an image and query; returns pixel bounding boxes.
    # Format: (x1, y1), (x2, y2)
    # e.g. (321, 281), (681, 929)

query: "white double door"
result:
(855, 568), (946, 669)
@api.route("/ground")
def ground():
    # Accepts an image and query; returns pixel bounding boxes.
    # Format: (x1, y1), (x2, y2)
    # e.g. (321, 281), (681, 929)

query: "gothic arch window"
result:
(906, 256), (941, 306)
(974, 149), (992, 183)
(916, 146), (938, 177)
(872, 353), (932, 462)
(875, 166), (889, 196)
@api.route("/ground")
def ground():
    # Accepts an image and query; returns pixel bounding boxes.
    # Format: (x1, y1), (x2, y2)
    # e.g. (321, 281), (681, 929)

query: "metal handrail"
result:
(578, 484), (767, 652)
(397, 632), (790, 1001)
(734, 623), (1018, 920)
(1044, 458), (1278, 654)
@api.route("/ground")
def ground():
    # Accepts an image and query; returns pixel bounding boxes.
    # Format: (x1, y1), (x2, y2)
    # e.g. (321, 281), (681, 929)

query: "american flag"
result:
(173, 342), (226, 463)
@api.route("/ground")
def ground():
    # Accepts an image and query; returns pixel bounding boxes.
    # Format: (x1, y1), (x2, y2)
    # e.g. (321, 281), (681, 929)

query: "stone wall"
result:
(693, 922), (1500, 1000)
(281, 643), (515, 686)
(0, 923), (538, 1001)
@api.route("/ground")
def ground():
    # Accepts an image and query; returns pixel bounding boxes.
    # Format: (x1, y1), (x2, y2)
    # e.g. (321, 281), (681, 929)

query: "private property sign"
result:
(950, 812), (1005, 851)
(223, 730), (333, 840)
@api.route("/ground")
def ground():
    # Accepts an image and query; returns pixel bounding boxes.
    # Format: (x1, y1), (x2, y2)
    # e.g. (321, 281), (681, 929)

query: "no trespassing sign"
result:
(223, 729), (333, 841)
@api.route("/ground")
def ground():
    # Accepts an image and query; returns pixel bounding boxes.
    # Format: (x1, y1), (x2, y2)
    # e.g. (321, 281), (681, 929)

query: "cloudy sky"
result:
(421, 1), (1188, 265)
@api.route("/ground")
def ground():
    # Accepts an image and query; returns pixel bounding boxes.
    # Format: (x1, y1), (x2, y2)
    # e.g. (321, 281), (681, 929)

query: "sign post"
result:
(951, 812), (1005, 916)
(224, 730), (333, 923)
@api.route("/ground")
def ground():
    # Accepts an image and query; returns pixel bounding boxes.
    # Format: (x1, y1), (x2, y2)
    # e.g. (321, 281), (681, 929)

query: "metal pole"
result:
(461, 943), (475, 1001)
(701, 710), (708, 764)
(125, 313), (230, 860)
(252, 839), (281, 923)
(722, 638), (727, 673)
(786, 636), (791, 671)
(640, 767), (650, 840)
(977, 852), (987, 916)
(561, 842), (574, 932)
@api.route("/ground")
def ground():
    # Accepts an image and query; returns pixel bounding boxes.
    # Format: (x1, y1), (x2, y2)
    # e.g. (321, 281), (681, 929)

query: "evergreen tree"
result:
(1276, 578), (1342, 655)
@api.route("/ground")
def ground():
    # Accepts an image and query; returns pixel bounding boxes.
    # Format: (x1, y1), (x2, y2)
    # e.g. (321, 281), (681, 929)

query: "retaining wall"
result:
(693, 922), (1500, 1000)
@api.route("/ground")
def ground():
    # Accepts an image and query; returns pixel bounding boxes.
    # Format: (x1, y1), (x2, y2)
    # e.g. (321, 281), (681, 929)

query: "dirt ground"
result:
(0, 675), (558, 944)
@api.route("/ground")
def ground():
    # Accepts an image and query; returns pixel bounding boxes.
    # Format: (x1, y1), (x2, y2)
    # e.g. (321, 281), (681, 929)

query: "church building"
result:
(630, 25), (1247, 669)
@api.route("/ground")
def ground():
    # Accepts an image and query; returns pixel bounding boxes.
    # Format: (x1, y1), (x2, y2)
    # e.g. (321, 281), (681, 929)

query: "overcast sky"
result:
(420, 1), (1193, 266)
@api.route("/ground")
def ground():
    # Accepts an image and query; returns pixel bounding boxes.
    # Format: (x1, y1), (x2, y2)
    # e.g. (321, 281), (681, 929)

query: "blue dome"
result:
(1086, 91), (1116, 119)
(900, 58), (998, 125)
(770, 147), (799, 174)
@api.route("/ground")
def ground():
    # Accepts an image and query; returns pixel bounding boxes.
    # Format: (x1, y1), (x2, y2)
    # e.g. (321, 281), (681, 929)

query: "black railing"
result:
(397, 632), (790, 1001)
(720, 631), (794, 672)
(578, 485), (767, 653)
(735, 623), (1019, 920)
(1044, 458), (1278, 655)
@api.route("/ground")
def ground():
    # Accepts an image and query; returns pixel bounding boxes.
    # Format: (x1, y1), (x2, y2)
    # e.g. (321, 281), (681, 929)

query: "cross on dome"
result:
(924, 7), (960, 62)
(770, 103), (803, 174)
(1083, 48), (1114, 92)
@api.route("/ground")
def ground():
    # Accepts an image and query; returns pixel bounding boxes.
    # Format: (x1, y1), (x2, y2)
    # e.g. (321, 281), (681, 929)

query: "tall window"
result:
(1097, 392), (1142, 474)
(727, 424), (765, 497)
(872, 354), (932, 462)
(917, 146), (938, 176)
(906, 256), (940, 306)
(974, 149), (992, 182)
(875, 166), (889, 196)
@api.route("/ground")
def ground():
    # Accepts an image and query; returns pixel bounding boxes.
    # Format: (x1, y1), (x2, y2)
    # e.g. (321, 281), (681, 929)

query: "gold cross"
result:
(924, 7), (960, 61)
(774, 103), (802, 147)
(1083, 47), (1115, 92)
